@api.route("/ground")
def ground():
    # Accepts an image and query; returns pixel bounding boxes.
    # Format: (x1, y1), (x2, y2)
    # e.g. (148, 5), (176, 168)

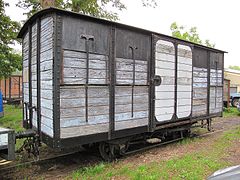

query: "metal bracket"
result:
(16, 129), (40, 161)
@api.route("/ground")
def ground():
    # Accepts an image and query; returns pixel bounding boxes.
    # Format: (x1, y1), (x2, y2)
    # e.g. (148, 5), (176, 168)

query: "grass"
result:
(0, 104), (24, 150)
(68, 127), (240, 180)
(0, 104), (23, 132)
(223, 107), (240, 117)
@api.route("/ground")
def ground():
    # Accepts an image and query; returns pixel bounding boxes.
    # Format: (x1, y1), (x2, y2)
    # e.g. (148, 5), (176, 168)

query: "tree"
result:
(170, 22), (215, 48)
(0, 0), (22, 79)
(16, 0), (159, 20)
(229, 66), (240, 71)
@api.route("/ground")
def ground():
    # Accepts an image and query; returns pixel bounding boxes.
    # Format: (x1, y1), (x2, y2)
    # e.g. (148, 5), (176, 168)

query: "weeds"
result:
(223, 107), (240, 117)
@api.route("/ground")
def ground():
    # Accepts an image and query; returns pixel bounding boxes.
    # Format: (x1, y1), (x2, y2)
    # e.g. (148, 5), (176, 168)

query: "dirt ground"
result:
(1, 116), (240, 180)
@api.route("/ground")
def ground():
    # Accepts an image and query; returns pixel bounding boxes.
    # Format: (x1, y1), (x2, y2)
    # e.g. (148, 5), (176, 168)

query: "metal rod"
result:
(25, 102), (28, 124)
(129, 46), (137, 118)
(81, 35), (94, 123)
(85, 40), (89, 123)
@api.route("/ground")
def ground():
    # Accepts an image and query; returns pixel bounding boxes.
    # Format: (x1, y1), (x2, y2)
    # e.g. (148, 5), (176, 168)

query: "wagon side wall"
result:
(22, 14), (55, 140)
(152, 35), (224, 126)
(58, 15), (150, 140)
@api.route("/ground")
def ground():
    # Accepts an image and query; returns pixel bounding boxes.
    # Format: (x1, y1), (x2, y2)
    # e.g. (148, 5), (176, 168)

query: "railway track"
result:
(0, 127), (225, 178)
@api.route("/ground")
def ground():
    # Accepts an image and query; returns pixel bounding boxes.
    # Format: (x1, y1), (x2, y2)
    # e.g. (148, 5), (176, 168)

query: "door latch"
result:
(153, 75), (162, 86)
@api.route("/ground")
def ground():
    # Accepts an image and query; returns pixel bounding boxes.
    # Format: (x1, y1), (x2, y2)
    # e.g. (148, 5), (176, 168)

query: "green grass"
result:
(0, 104), (23, 132)
(223, 107), (240, 117)
(0, 105), (24, 150)
(68, 127), (240, 180)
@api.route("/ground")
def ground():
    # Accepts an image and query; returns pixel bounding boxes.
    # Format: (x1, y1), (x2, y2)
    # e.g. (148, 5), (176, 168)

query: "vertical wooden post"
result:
(9, 77), (11, 101)
(18, 76), (21, 99)
(227, 80), (230, 108)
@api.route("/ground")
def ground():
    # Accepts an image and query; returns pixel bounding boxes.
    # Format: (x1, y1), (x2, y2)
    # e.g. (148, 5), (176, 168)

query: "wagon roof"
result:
(18, 7), (226, 53)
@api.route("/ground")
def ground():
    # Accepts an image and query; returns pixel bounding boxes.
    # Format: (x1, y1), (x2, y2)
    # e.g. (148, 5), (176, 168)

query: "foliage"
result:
(223, 107), (240, 117)
(16, 0), (159, 20)
(170, 22), (215, 48)
(228, 65), (240, 71)
(0, 0), (22, 79)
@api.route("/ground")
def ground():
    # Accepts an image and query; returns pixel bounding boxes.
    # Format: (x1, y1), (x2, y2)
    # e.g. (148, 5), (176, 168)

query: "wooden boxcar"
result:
(17, 8), (225, 159)
(0, 75), (22, 103)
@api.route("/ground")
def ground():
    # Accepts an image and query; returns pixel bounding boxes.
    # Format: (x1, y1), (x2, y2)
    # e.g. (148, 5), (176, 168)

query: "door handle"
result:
(28, 106), (37, 111)
(153, 75), (162, 86)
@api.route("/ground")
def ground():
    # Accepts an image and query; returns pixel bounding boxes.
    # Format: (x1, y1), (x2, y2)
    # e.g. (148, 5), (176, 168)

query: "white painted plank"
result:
(155, 91), (174, 100)
(178, 56), (192, 65)
(155, 114), (173, 122)
(156, 68), (174, 77)
(156, 40), (175, 55)
(155, 53), (175, 62)
(155, 99), (174, 108)
(156, 60), (175, 70)
(155, 107), (174, 116)
(156, 85), (174, 92)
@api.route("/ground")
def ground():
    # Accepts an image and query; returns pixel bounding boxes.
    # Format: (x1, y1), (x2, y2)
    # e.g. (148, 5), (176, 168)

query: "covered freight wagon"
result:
(17, 8), (224, 160)
(0, 75), (22, 104)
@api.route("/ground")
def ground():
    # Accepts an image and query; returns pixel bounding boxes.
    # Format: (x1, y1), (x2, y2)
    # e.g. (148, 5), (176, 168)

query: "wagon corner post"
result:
(52, 12), (62, 149)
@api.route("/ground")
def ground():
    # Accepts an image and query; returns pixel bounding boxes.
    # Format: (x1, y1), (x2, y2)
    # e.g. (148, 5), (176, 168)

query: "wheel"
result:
(207, 119), (212, 131)
(99, 142), (115, 162)
(231, 98), (239, 107)
(183, 129), (191, 138)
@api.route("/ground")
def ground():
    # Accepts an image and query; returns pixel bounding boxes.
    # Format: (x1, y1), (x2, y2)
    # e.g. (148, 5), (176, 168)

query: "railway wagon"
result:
(16, 7), (224, 160)
(0, 75), (22, 104)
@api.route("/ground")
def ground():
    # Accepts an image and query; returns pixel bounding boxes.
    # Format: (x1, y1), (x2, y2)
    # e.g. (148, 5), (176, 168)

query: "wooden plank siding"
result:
(114, 86), (149, 130)
(31, 22), (38, 128)
(39, 16), (54, 137)
(59, 23), (150, 138)
(22, 16), (54, 137)
(59, 17), (112, 138)
(192, 67), (208, 116)
(62, 50), (109, 84)
(23, 31), (29, 104)
(60, 86), (109, 127)
(115, 58), (148, 85)
(210, 69), (223, 114)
